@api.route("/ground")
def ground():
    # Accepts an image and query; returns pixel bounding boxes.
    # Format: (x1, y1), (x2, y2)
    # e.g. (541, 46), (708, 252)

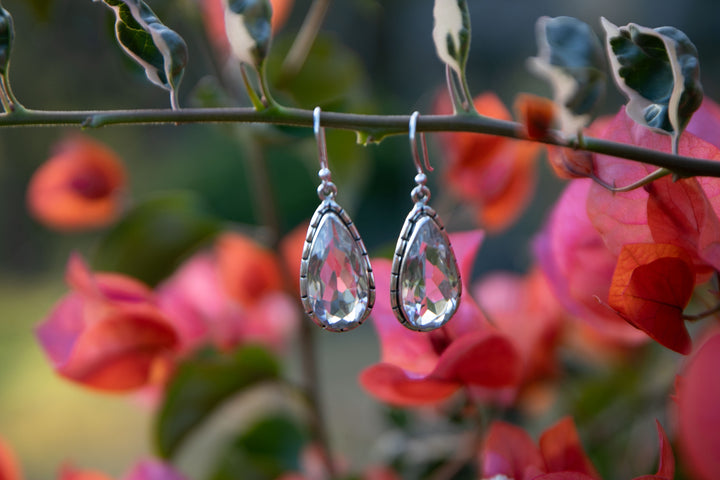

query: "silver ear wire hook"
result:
(313, 107), (328, 171)
(409, 111), (433, 203)
(409, 111), (433, 177)
(313, 106), (336, 199)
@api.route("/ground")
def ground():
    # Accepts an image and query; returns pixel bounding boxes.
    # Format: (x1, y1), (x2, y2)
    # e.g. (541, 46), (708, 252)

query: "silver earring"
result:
(300, 107), (375, 332)
(390, 111), (461, 332)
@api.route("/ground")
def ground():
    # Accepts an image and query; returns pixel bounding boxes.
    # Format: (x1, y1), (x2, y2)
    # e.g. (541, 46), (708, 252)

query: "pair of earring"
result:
(299, 108), (462, 333)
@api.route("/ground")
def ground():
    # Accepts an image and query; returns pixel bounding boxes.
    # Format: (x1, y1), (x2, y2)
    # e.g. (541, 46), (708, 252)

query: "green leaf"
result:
(209, 415), (308, 480)
(97, 0), (189, 109)
(602, 18), (703, 147)
(155, 345), (281, 459)
(224, 0), (272, 70)
(432, 0), (471, 78)
(528, 16), (607, 134)
(92, 191), (220, 287)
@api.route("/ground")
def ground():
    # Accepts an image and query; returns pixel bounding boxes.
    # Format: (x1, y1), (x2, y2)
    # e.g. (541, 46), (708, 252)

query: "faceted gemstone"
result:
(306, 211), (370, 331)
(399, 215), (460, 330)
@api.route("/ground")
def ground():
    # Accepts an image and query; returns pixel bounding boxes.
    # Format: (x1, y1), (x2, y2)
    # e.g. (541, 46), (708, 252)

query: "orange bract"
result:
(514, 93), (557, 141)
(216, 232), (284, 307)
(436, 91), (541, 232)
(27, 136), (126, 231)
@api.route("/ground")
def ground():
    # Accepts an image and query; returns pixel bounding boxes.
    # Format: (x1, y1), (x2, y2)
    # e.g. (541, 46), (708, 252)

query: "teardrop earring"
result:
(390, 111), (461, 332)
(299, 107), (375, 332)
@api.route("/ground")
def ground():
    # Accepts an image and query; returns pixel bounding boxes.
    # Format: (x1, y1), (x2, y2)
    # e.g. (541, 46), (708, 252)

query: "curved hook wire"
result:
(313, 107), (336, 200)
(409, 111), (433, 175)
(313, 106), (329, 173)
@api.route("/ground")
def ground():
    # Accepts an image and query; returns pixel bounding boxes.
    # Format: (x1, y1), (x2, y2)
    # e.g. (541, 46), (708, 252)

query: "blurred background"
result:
(0, 0), (718, 478)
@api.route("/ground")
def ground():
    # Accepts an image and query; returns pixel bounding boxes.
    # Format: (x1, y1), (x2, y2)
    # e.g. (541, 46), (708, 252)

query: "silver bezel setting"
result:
(300, 198), (376, 332)
(390, 202), (462, 332)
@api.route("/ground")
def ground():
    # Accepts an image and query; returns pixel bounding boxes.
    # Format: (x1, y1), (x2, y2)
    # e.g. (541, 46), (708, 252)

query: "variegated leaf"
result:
(528, 16), (606, 135)
(602, 18), (702, 145)
(97, 0), (189, 109)
(432, 0), (470, 78)
(223, 0), (273, 69)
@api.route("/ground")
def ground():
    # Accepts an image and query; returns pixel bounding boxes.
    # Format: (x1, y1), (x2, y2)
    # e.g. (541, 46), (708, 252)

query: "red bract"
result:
(480, 418), (673, 480)
(677, 332), (720, 480)
(27, 136), (127, 231)
(480, 418), (599, 480)
(435, 92), (541, 232)
(474, 267), (564, 387)
(156, 232), (299, 354)
(535, 179), (647, 344)
(36, 254), (178, 392)
(587, 104), (720, 260)
(359, 231), (522, 406)
(646, 176), (720, 274)
(608, 243), (695, 354)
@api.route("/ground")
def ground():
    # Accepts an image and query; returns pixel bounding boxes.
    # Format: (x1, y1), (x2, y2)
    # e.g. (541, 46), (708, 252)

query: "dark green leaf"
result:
(97, 0), (188, 109)
(0, 4), (13, 75)
(209, 415), (308, 480)
(155, 346), (281, 459)
(529, 16), (607, 134)
(92, 191), (220, 287)
(432, 0), (471, 77)
(225, 0), (272, 69)
(602, 18), (703, 141)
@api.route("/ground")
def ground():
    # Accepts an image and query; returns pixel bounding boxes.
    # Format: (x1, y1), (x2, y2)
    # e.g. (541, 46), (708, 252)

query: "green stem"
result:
(1, 72), (23, 112)
(243, 134), (281, 243)
(1, 106), (720, 178)
(169, 88), (180, 111)
(239, 63), (265, 111)
(0, 79), (11, 113)
(298, 316), (337, 479)
(458, 69), (477, 115)
(445, 65), (468, 114)
(257, 62), (279, 110)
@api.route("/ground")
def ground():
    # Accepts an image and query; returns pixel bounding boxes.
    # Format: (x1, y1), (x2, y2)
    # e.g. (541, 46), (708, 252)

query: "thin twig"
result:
(591, 167), (671, 193)
(683, 302), (720, 321)
(279, 0), (332, 80)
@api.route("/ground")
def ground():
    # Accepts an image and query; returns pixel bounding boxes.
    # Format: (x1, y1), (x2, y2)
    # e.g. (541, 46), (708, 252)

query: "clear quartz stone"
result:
(399, 215), (460, 330)
(306, 212), (370, 330)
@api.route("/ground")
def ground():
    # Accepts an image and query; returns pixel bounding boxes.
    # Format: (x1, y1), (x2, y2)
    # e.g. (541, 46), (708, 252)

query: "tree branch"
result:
(3, 107), (720, 178)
